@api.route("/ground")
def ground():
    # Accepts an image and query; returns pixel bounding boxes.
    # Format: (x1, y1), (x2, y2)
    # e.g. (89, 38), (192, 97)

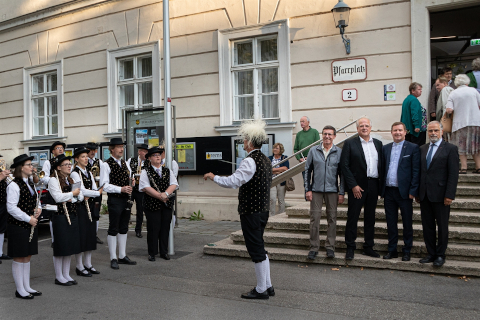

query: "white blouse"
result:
(48, 177), (84, 203)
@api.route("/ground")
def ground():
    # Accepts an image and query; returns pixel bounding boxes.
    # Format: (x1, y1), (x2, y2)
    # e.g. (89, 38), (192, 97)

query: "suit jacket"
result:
(419, 140), (459, 202)
(340, 136), (383, 195)
(382, 140), (420, 199)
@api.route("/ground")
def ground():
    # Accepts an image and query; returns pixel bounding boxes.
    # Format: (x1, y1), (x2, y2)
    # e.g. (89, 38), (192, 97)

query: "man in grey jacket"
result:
(305, 125), (345, 260)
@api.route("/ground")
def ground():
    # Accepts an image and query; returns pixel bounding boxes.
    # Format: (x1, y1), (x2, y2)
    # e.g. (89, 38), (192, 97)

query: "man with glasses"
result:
(305, 125), (344, 260)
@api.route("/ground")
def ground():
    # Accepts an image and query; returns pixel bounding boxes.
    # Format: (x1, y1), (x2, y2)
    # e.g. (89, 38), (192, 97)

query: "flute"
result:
(79, 170), (92, 222)
(54, 170), (71, 225)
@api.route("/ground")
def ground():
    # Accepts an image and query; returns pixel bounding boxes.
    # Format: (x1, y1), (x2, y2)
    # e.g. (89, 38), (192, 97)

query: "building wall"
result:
(0, 0), (414, 220)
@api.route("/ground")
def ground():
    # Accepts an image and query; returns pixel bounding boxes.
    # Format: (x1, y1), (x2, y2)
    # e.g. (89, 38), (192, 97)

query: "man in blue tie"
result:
(382, 122), (420, 262)
(416, 121), (459, 267)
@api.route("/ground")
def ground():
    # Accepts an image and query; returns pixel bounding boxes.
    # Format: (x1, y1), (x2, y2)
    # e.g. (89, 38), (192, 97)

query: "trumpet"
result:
(90, 165), (100, 181)
(0, 159), (6, 172)
(31, 162), (45, 178)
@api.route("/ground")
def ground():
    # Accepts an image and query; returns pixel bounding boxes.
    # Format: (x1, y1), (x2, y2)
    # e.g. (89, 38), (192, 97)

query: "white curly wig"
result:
(238, 118), (267, 147)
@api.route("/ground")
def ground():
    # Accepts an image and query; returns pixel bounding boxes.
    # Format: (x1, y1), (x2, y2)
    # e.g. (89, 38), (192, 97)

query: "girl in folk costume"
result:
(6, 154), (42, 299)
(138, 147), (178, 262)
(48, 154), (83, 286)
(71, 148), (104, 276)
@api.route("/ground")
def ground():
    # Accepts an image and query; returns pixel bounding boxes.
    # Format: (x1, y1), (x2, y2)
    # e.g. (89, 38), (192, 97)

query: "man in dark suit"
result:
(416, 121), (459, 267)
(340, 117), (383, 260)
(382, 122), (420, 261)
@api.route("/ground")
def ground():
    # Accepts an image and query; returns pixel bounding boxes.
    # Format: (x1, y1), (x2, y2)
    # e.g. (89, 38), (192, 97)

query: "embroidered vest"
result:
(238, 150), (272, 215)
(73, 167), (94, 205)
(129, 158), (145, 192)
(106, 157), (130, 198)
(0, 179), (7, 204)
(8, 178), (37, 229)
(86, 158), (100, 173)
(56, 183), (78, 216)
(143, 166), (173, 210)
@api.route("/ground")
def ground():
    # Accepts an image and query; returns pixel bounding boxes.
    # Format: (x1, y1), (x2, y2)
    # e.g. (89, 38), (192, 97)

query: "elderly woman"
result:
(268, 143), (289, 215)
(446, 74), (480, 174)
(467, 57), (480, 93)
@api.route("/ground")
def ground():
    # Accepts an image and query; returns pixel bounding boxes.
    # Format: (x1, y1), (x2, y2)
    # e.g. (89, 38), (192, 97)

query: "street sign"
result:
(471, 39), (480, 46)
(206, 152), (222, 160)
(342, 89), (357, 101)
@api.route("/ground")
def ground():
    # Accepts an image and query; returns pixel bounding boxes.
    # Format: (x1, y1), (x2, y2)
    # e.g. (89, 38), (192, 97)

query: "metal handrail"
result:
(274, 117), (362, 167)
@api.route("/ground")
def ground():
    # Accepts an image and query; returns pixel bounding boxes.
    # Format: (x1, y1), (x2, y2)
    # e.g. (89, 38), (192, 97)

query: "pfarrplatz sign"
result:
(331, 58), (367, 82)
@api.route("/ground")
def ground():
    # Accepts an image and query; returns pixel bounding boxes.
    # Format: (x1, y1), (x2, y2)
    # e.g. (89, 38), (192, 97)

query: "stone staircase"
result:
(204, 170), (480, 276)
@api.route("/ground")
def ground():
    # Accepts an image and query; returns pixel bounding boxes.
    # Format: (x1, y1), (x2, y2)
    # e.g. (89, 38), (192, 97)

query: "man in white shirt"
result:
(100, 138), (136, 270)
(204, 119), (274, 300)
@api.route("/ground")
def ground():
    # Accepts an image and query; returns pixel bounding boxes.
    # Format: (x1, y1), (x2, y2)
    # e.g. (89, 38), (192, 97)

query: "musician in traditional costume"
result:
(126, 143), (149, 238)
(48, 154), (82, 286)
(139, 147), (178, 261)
(204, 119), (274, 300)
(7, 154), (42, 299)
(0, 154), (13, 260)
(100, 137), (137, 270)
(71, 148), (103, 276)
(85, 142), (104, 244)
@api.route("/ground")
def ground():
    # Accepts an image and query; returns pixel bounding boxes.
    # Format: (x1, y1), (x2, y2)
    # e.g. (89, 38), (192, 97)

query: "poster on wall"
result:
(135, 129), (148, 144)
(331, 58), (367, 82)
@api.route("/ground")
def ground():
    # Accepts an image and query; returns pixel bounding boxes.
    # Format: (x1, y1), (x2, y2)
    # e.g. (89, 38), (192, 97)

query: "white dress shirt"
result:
(359, 136), (379, 178)
(138, 165), (179, 192)
(70, 166), (101, 198)
(40, 160), (52, 185)
(48, 177), (84, 203)
(161, 159), (179, 178)
(427, 138), (443, 159)
(213, 149), (258, 189)
(7, 178), (41, 222)
(100, 158), (132, 194)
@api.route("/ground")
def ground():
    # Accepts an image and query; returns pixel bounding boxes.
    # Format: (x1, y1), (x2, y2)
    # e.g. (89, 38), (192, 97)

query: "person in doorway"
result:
(401, 82), (427, 146)
(204, 119), (274, 300)
(305, 125), (344, 260)
(85, 142), (104, 244)
(466, 57), (480, 93)
(268, 143), (289, 215)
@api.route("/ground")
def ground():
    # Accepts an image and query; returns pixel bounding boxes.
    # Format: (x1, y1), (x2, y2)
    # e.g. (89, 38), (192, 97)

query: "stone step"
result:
(265, 214), (480, 243)
(458, 174), (480, 186)
(203, 238), (480, 277)
(286, 206), (480, 226)
(229, 231), (480, 261)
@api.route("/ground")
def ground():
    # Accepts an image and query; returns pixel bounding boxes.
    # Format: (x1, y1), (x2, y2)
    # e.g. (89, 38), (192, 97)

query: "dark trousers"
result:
(0, 204), (7, 234)
(132, 190), (145, 232)
(406, 132), (426, 147)
(345, 179), (379, 250)
(107, 197), (130, 236)
(145, 207), (172, 256)
(420, 198), (450, 258)
(240, 212), (269, 263)
(384, 187), (414, 253)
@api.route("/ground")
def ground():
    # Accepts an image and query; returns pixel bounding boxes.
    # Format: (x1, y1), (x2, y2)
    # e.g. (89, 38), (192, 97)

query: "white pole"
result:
(163, 0), (175, 256)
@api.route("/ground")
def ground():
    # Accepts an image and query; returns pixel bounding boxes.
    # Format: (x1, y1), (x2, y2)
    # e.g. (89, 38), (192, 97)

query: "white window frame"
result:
(23, 61), (64, 141)
(218, 20), (291, 126)
(107, 41), (161, 133)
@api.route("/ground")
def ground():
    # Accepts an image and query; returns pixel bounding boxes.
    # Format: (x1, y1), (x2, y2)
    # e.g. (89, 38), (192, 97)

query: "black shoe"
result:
(160, 254), (170, 261)
(241, 287), (269, 300)
(15, 291), (34, 299)
(402, 252), (411, 261)
(345, 249), (354, 260)
(96, 236), (103, 244)
(75, 268), (92, 277)
(55, 279), (72, 286)
(383, 251), (398, 259)
(111, 259), (119, 270)
(68, 280), (78, 285)
(419, 255), (435, 263)
(326, 249), (335, 258)
(267, 286), (275, 297)
(136, 231), (143, 238)
(363, 248), (380, 258)
(118, 256), (137, 265)
(84, 266), (100, 274)
(433, 256), (445, 267)
(0, 254), (12, 260)
(28, 291), (42, 296)
(148, 255), (156, 261)
(307, 251), (318, 260)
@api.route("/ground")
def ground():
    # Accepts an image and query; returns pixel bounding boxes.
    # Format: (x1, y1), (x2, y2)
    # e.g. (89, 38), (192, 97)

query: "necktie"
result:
(426, 143), (435, 169)
(156, 169), (161, 177)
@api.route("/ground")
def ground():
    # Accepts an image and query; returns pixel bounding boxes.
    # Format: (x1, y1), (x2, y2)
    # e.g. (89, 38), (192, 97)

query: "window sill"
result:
(103, 132), (123, 139)
(21, 136), (67, 146)
(214, 122), (296, 135)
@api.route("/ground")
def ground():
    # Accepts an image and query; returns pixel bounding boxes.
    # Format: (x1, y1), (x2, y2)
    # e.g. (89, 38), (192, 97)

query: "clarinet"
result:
(54, 170), (71, 225)
(79, 169), (92, 222)
(29, 185), (41, 242)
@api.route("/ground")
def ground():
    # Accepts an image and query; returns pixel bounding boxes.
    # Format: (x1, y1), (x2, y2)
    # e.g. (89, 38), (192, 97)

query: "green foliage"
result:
(189, 210), (204, 221)
(100, 203), (108, 215)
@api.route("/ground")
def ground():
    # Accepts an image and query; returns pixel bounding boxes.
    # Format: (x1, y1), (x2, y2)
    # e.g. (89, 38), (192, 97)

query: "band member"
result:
(6, 154), (42, 299)
(100, 137), (137, 270)
(0, 155), (13, 260)
(139, 147), (178, 261)
(159, 142), (179, 227)
(49, 154), (82, 286)
(85, 142), (103, 244)
(71, 148), (104, 276)
(204, 119), (274, 300)
(126, 143), (149, 238)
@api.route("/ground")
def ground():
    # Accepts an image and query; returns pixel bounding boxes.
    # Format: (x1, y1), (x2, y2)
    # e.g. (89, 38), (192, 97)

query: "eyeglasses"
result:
(150, 154), (162, 157)
(61, 163), (72, 167)
(322, 133), (335, 136)
(54, 147), (64, 151)
(23, 163), (34, 167)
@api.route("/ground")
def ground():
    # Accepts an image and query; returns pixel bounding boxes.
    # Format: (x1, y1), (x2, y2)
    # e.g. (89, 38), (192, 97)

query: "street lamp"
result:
(331, 0), (351, 54)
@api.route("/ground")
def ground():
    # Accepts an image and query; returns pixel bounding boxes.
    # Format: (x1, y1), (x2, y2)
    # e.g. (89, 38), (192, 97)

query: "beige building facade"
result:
(0, 0), (479, 220)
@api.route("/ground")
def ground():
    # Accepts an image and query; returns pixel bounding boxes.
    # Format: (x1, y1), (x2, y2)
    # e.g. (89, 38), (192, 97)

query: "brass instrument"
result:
(0, 159), (13, 184)
(90, 165), (100, 181)
(31, 162), (45, 178)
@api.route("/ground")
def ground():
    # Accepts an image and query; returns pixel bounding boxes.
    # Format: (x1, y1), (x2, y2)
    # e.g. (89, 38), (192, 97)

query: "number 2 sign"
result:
(342, 89), (357, 101)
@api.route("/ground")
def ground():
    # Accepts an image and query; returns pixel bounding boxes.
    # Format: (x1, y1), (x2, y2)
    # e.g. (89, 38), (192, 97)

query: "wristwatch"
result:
(165, 191), (169, 197)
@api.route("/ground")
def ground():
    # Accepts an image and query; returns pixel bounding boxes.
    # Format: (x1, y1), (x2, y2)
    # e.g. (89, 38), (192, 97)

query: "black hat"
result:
(146, 147), (164, 159)
(108, 137), (125, 146)
(73, 147), (90, 158)
(11, 154), (35, 168)
(85, 142), (99, 150)
(50, 141), (67, 153)
(53, 154), (72, 169)
(137, 143), (149, 150)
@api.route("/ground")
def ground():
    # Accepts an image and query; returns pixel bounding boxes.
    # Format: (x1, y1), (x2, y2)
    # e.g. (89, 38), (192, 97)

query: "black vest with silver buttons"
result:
(56, 183), (78, 216)
(73, 167), (94, 205)
(0, 180), (7, 204)
(8, 178), (37, 230)
(238, 150), (272, 215)
(106, 157), (130, 198)
(144, 165), (173, 210)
